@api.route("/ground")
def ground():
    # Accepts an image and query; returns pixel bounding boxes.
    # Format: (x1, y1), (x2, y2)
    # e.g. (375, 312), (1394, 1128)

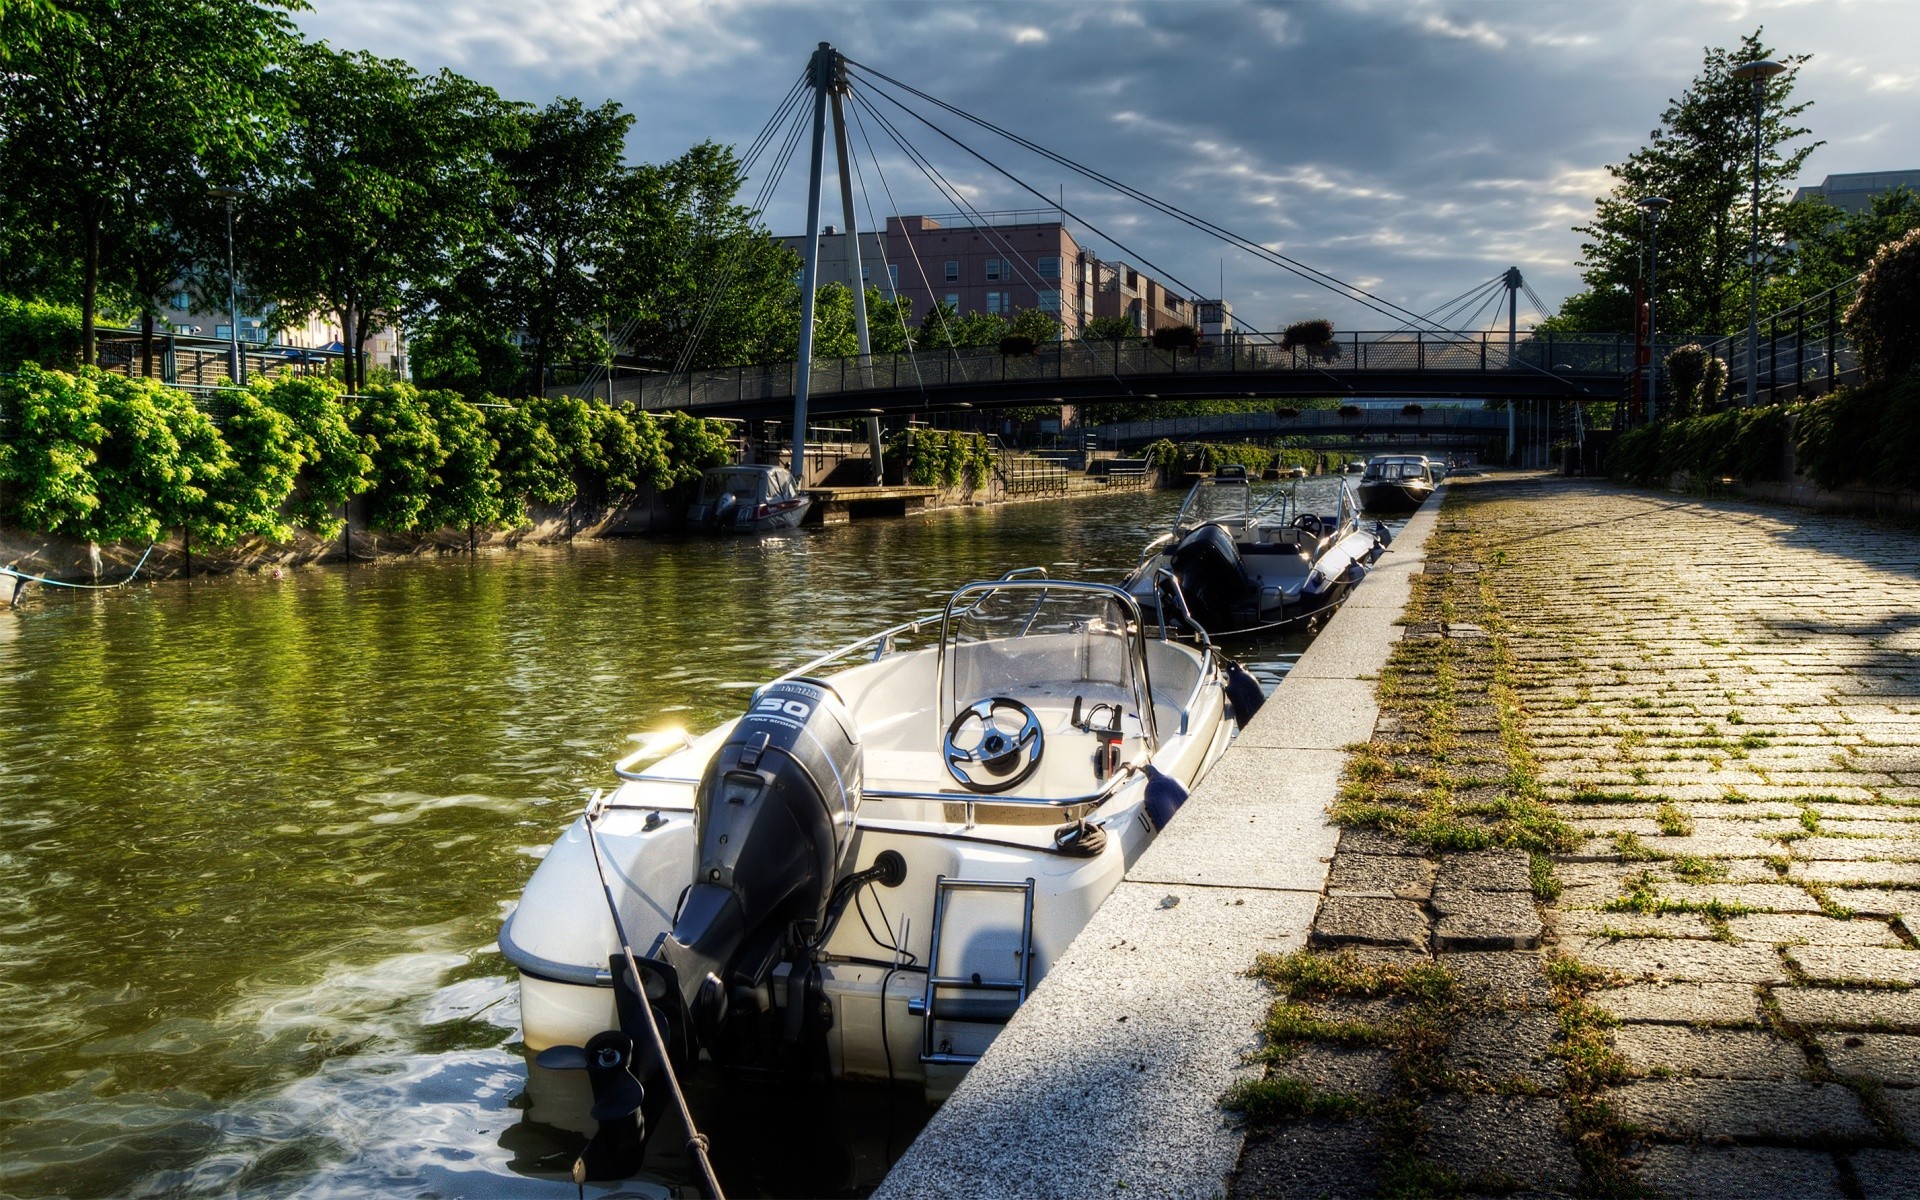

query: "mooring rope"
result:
(2, 542), (159, 596)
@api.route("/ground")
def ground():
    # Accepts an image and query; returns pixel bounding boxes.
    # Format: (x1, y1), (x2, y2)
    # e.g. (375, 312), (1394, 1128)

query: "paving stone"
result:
(1773, 987), (1920, 1031)
(1230, 1119), (1380, 1199)
(1310, 896), (1429, 951)
(1660, 882), (1828, 914)
(1595, 982), (1761, 1026)
(1562, 937), (1787, 984)
(1416, 1094), (1579, 1193)
(1431, 888), (1542, 951)
(1726, 913), (1907, 947)
(1630, 1144), (1845, 1200)
(1850, 1148), (1920, 1200)
(1879, 1086), (1920, 1142)
(1274, 1044), (1397, 1099)
(1435, 848), (1534, 893)
(1788, 945), (1920, 986)
(1832, 889), (1912, 917)
(1445, 1012), (1562, 1090)
(1326, 853), (1435, 899)
(1605, 1078), (1875, 1140)
(1438, 950), (1554, 1009)
(1612, 1024), (1804, 1080)
(1335, 827), (1425, 857)
(1795, 860), (1920, 886)
(1816, 1032), (1920, 1086)
(1557, 909), (1716, 940)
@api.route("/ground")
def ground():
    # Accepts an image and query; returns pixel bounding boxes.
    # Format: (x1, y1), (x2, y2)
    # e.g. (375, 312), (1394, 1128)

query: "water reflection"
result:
(0, 481), (1363, 1198)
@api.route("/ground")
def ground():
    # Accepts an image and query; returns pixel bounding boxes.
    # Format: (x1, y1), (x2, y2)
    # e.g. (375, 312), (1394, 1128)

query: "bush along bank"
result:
(1607, 375), (1920, 498)
(1145, 438), (1326, 481)
(0, 366), (734, 576)
(884, 428), (997, 489)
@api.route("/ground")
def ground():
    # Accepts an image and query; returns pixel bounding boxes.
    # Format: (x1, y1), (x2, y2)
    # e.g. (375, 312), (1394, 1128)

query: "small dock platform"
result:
(804, 485), (939, 525)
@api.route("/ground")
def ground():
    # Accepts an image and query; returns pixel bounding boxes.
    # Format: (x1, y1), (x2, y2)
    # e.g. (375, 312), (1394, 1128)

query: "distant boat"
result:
(1355, 455), (1435, 514)
(685, 464), (811, 532)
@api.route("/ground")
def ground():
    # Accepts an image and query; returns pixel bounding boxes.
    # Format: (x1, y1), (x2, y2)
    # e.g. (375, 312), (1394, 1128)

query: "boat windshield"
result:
(1365, 460), (1429, 482)
(700, 470), (766, 502)
(937, 581), (1152, 743)
(1174, 477), (1252, 533)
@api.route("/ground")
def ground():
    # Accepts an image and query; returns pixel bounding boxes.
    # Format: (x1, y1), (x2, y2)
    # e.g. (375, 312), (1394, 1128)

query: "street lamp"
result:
(1732, 58), (1786, 406)
(208, 185), (245, 386)
(1638, 195), (1670, 422)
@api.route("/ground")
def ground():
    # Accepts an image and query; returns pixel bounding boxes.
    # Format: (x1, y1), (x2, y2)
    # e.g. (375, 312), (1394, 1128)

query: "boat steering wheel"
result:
(1293, 513), (1324, 536)
(943, 697), (1045, 793)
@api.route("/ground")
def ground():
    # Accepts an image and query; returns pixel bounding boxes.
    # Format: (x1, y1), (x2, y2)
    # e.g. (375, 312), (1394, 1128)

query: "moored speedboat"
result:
(498, 573), (1239, 1178)
(1123, 467), (1389, 639)
(1354, 454), (1436, 514)
(686, 463), (811, 532)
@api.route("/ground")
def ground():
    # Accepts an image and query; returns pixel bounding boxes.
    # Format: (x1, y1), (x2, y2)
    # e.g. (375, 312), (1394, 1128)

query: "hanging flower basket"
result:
(1339, 404), (1362, 419)
(1402, 403), (1424, 417)
(998, 334), (1037, 357)
(1273, 406), (1300, 419)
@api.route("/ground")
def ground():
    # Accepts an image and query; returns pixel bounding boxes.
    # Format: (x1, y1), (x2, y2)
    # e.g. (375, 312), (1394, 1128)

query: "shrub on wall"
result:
(353, 382), (444, 533)
(1845, 227), (1920, 383)
(253, 375), (371, 539)
(1610, 405), (1791, 487)
(887, 428), (995, 488)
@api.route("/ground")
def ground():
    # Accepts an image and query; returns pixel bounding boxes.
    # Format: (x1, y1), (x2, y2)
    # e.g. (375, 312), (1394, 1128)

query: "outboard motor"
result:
(1168, 523), (1250, 630)
(657, 678), (863, 1051)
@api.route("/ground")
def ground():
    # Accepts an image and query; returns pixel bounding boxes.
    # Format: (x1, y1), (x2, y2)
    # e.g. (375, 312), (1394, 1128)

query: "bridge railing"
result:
(1089, 407), (1512, 446)
(1714, 277), (1862, 404)
(631, 331), (1642, 412)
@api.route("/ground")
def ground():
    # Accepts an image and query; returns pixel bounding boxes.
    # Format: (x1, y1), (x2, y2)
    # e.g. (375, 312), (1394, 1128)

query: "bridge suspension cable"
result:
(843, 59), (1465, 332)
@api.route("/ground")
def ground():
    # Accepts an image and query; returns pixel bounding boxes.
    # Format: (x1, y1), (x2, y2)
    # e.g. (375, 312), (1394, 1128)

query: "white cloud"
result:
(1418, 13), (1508, 51)
(1011, 26), (1048, 45)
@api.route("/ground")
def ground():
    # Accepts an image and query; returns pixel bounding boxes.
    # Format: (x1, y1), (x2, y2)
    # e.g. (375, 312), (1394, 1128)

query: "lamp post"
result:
(208, 186), (245, 386)
(1732, 58), (1786, 407)
(1638, 196), (1670, 422)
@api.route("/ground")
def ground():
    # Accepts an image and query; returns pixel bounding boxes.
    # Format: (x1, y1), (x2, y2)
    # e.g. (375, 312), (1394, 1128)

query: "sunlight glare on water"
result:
(0, 480), (1369, 1198)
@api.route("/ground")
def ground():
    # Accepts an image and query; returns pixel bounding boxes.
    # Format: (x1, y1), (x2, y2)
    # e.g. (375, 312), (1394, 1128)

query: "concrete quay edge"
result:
(873, 490), (1444, 1200)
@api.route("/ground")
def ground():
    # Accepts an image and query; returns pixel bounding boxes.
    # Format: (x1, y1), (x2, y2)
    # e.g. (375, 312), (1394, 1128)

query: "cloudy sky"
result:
(297, 0), (1919, 332)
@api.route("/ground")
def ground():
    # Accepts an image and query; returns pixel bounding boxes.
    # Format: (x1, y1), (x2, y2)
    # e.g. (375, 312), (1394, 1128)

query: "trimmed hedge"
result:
(0, 367), (734, 545)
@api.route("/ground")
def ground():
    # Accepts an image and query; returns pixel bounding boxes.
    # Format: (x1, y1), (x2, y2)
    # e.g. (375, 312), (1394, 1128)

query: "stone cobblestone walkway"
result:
(1229, 475), (1920, 1199)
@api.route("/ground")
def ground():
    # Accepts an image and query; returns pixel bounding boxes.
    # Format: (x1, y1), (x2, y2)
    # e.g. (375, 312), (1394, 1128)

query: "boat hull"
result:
(1355, 481), (1432, 513)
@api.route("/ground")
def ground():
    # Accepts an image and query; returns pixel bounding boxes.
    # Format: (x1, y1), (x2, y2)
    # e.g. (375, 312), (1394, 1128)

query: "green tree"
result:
(408, 314), (524, 400)
(1080, 315), (1140, 341)
(609, 141), (801, 370)
(1552, 30), (1817, 335)
(0, 0), (297, 364)
(1846, 227), (1920, 383)
(246, 43), (515, 393)
(1767, 188), (1920, 311)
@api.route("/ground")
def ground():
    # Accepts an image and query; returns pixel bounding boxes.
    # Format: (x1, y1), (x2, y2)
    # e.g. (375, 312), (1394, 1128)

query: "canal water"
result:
(0, 480), (1358, 1199)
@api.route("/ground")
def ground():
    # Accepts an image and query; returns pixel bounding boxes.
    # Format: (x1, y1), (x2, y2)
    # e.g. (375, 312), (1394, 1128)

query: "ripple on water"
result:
(0, 483), (1376, 1198)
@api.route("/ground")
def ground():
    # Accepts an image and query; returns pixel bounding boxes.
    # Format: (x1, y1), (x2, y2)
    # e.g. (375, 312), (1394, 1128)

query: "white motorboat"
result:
(498, 572), (1243, 1178)
(685, 463), (811, 532)
(1124, 467), (1389, 639)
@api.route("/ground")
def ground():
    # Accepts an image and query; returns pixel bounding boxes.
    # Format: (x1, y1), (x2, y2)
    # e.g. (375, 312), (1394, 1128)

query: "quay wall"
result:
(875, 492), (1443, 1199)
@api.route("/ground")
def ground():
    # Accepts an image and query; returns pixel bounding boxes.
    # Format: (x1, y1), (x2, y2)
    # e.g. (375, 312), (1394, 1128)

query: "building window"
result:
(215, 324), (232, 339)
(985, 258), (1004, 281)
(1038, 256), (1060, 278)
(888, 264), (899, 291)
(861, 265), (871, 282)
(987, 292), (1010, 314)
(944, 293), (960, 310)
(1038, 289), (1061, 312)
(944, 260), (959, 282)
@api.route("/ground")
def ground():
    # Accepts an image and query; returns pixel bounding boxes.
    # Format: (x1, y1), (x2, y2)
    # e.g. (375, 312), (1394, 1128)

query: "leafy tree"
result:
(491, 398), (574, 505)
(408, 314), (524, 400)
(1768, 188), (1920, 311)
(0, 295), (82, 368)
(246, 43), (515, 393)
(1553, 31), (1817, 335)
(610, 141), (801, 370)
(1080, 315), (1139, 341)
(809, 283), (919, 358)
(1006, 307), (1060, 345)
(0, 0), (296, 364)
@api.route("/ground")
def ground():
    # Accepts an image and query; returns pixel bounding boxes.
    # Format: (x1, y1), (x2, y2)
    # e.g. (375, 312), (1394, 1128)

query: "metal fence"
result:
(628, 330), (1650, 413)
(1708, 278), (1861, 404)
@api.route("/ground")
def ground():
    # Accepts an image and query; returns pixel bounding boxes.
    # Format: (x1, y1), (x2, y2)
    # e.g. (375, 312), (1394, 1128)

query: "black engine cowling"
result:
(1167, 522), (1251, 630)
(658, 678), (863, 1047)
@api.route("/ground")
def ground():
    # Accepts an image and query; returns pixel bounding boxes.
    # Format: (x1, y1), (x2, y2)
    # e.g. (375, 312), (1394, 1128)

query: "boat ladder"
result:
(909, 875), (1035, 1066)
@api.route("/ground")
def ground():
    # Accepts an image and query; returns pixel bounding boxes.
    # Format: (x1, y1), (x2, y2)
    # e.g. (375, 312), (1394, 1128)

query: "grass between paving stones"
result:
(1328, 517), (1578, 859)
